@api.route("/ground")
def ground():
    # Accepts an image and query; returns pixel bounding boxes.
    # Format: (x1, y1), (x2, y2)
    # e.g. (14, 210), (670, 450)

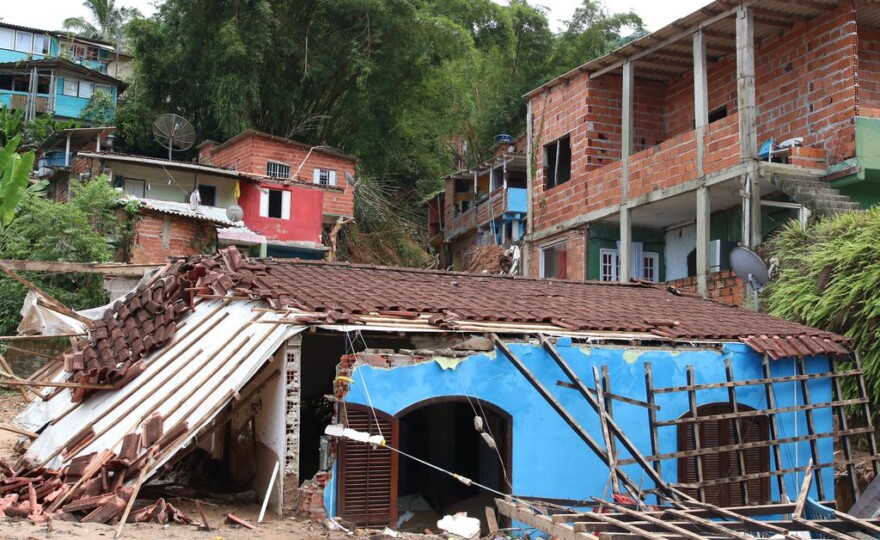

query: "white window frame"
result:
(14, 31), (33, 53)
(78, 81), (94, 99)
(32, 34), (49, 55)
(123, 178), (146, 198)
(259, 188), (291, 219)
(599, 248), (660, 282)
(62, 79), (78, 97)
(313, 168), (337, 187)
(266, 160), (291, 179)
(539, 240), (567, 279)
(0, 28), (14, 51)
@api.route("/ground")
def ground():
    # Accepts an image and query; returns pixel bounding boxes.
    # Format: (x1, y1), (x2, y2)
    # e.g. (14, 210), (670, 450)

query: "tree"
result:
(0, 136), (34, 228)
(0, 178), (136, 335)
(764, 209), (880, 410)
(117, 0), (647, 264)
(80, 90), (115, 125)
(62, 0), (142, 46)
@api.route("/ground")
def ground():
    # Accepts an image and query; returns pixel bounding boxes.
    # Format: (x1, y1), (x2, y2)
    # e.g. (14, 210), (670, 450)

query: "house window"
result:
(78, 81), (94, 99)
(197, 184), (217, 207)
(543, 135), (572, 189)
(32, 35), (49, 55)
(15, 31), (32, 53)
(0, 29), (13, 50)
(678, 403), (770, 506)
(599, 248), (660, 282)
(63, 79), (78, 97)
(708, 105), (728, 124)
(122, 178), (146, 198)
(260, 188), (291, 219)
(96, 84), (112, 96)
(266, 161), (290, 179)
(540, 242), (568, 279)
(313, 168), (337, 187)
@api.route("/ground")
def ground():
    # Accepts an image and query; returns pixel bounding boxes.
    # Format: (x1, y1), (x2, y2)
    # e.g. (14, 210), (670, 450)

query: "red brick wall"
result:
(529, 230), (586, 281)
(665, 270), (745, 305)
(859, 26), (880, 114)
(129, 212), (216, 264)
(528, 3), (860, 237)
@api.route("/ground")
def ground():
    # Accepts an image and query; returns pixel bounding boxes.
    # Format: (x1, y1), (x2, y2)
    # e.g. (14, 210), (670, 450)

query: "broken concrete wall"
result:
(324, 338), (835, 516)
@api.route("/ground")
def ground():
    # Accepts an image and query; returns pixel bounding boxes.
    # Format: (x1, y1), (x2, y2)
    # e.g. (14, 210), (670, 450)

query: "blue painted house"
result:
(0, 22), (127, 122)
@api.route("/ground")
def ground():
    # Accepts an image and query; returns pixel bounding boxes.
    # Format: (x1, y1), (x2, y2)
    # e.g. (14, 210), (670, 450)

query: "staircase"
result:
(770, 173), (862, 215)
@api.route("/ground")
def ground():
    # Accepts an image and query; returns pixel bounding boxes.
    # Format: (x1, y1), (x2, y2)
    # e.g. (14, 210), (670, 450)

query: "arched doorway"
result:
(396, 397), (512, 534)
(336, 398), (512, 531)
(678, 402), (770, 506)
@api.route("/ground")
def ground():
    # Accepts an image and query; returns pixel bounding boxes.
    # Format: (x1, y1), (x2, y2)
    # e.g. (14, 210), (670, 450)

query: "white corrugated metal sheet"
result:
(18, 300), (304, 476)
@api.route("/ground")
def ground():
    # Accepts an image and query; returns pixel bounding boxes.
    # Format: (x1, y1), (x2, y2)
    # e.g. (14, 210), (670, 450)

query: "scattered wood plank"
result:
(196, 500), (211, 530)
(227, 513), (257, 530)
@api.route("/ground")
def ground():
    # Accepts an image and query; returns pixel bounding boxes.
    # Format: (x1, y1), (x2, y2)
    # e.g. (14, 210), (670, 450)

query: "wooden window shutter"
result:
(259, 189), (269, 217)
(338, 405), (398, 526)
(557, 248), (568, 279)
(281, 191), (291, 220)
(677, 403), (770, 506)
(313, 168), (321, 184)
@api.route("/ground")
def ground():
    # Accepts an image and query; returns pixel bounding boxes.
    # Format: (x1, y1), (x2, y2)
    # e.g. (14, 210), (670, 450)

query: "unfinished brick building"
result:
(523, 0), (876, 302)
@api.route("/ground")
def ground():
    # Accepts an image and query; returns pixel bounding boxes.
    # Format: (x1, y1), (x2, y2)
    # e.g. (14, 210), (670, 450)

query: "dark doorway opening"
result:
(396, 399), (511, 534)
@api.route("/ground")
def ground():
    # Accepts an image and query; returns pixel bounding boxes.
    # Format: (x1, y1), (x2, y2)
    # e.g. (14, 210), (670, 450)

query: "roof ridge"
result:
(257, 256), (652, 287)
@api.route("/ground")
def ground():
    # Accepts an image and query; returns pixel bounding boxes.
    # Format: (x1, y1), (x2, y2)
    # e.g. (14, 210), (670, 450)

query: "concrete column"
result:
(620, 207), (632, 282)
(621, 61), (634, 200)
(64, 134), (71, 167)
(282, 333), (303, 513)
(736, 5), (757, 161)
(693, 30), (708, 178)
(524, 100), (534, 276)
(696, 186), (711, 296)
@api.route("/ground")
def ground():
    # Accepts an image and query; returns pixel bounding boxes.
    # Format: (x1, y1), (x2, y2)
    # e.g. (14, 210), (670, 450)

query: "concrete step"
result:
(775, 178), (832, 190)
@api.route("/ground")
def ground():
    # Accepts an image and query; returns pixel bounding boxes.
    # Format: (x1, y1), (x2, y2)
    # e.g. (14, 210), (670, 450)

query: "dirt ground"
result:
(0, 392), (373, 540)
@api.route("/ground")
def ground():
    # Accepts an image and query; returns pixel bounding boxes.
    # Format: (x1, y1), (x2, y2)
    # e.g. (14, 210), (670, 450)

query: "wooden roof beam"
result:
(589, 1), (752, 80)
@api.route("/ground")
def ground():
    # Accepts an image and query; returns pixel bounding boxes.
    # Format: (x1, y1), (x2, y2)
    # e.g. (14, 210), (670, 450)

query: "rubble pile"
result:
(0, 415), (191, 525)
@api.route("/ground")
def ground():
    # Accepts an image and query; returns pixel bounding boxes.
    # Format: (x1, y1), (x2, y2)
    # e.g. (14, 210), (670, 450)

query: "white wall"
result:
(664, 223), (696, 281)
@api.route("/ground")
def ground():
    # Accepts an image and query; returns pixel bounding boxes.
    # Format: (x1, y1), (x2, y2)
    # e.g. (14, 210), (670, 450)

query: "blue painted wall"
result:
(329, 339), (835, 514)
(0, 50), (48, 63)
(505, 187), (527, 214)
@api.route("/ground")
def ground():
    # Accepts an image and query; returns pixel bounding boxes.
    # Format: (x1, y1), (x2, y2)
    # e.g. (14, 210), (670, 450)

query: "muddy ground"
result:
(0, 392), (389, 540)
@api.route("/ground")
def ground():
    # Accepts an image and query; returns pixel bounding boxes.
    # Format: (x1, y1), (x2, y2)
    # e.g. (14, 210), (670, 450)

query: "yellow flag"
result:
(234, 179), (240, 200)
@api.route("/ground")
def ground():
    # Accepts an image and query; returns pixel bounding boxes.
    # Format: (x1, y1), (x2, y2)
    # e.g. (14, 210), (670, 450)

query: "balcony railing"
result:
(447, 187), (527, 240)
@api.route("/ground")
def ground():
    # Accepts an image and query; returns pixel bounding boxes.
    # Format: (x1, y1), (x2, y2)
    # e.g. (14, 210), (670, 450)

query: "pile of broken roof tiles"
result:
(64, 264), (189, 402)
(0, 412), (190, 525)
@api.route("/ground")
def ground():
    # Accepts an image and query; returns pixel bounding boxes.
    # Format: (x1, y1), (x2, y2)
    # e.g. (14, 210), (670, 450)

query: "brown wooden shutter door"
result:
(338, 405), (398, 526)
(678, 403), (770, 506)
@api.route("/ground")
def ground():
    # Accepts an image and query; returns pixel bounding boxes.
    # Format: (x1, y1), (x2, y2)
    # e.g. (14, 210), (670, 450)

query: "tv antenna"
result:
(152, 114), (196, 160)
(729, 246), (770, 312)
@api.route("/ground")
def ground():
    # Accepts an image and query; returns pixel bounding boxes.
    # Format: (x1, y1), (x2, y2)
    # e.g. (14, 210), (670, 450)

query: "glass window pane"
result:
(78, 81), (94, 99)
(0, 29), (14, 50)
(96, 84), (111, 96)
(15, 32), (32, 53)
(33, 35), (48, 55)
(63, 79), (78, 97)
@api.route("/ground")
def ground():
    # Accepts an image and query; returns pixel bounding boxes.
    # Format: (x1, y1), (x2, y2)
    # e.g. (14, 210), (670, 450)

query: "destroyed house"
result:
(8, 248), (878, 533)
(433, 135), (528, 270)
(523, 0), (880, 302)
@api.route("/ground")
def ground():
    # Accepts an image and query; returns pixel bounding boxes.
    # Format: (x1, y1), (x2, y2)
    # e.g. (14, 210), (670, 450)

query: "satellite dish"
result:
(344, 171), (357, 186)
(226, 204), (244, 223)
(729, 246), (770, 311)
(151, 113), (196, 160)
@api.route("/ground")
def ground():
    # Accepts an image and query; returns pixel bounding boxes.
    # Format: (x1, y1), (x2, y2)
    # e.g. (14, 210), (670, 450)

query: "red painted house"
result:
(199, 130), (357, 258)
